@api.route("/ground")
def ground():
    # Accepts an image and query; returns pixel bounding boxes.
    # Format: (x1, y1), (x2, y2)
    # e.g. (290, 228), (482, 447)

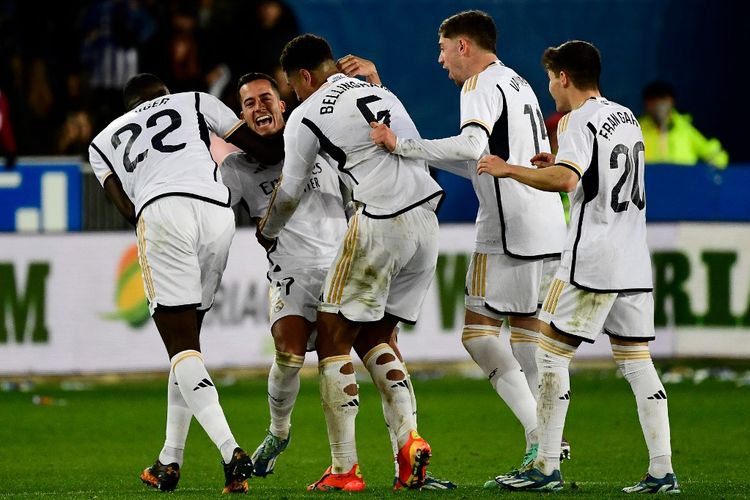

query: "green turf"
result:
(1, 367), (748, 498)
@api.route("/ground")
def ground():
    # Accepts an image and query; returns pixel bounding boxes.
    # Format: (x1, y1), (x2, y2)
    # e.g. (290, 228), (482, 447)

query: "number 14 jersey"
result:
(555, 97), (652, 292)
(89, 92), (240, 216)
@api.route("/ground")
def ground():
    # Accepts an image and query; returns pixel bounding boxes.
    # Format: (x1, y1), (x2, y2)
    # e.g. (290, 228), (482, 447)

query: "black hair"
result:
(438, 10), (497, 52)
(122, 73), (168, 110)
(542, 40), (601, 91)
(236, 72), (281, 98)
(280, 34), (334, 74)
(642, 81), (675, 100)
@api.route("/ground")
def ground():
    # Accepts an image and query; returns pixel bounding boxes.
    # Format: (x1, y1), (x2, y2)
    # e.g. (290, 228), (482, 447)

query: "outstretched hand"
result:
(530, 152), (556, 168)
(370, 122), (397, 152)
(337, 54), (381, 85)
(477, 155), (511, 177)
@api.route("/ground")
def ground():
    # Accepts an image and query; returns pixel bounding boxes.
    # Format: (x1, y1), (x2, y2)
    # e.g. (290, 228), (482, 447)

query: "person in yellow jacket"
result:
(640, 81), (728, 168)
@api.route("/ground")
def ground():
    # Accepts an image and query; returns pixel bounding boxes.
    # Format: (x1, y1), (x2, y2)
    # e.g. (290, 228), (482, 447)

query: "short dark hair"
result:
(237, 72), (281, 98)
(280, 34), (334, 74)
(642, 81), (674, 101)
(122, 73), (168, 110)
(438, 10), (497, 52)
(542, 40), (601, 91)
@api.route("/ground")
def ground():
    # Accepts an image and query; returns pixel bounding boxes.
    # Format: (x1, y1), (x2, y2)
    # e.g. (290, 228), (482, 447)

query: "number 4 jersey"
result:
(555, 97), (652, 292)
(89, 91), (241, 216)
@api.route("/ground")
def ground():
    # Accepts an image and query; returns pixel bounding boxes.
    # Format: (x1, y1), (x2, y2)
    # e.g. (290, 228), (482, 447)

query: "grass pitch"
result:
(1, 364), (748, 498)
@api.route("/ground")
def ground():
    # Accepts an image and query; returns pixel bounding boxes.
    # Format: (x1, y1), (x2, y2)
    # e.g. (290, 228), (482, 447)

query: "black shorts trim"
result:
(570, 280), (653, 294)
(154, 302), (202, 313)
(137, 191), (231, 219)
(360, 190), (444, 219)
(504, 250), (562, 261)
(484, 303), (536, 317)
(550, 321), (594, 344)
(604, 328), (655, 343)
(385, 311), (417, 326)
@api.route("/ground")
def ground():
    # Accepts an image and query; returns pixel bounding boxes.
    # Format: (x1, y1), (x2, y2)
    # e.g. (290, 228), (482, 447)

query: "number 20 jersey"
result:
(555, 97), (652, 292)
(88, 92), (240, 216)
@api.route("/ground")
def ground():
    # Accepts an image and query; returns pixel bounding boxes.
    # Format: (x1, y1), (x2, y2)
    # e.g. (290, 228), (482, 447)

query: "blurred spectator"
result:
(79, 0), (157, 128)
(56, 111), (94, 156)
(640, 81), (728, 168)
(0, 87), (17, 169)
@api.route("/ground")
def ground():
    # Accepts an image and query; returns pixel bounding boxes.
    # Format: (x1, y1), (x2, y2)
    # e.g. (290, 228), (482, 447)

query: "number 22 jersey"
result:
(555, 97), (652, 292)
(88, 91), (241, 216)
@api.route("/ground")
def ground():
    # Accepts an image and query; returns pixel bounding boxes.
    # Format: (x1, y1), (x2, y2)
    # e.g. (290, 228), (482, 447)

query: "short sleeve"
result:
(555, 115), (594, 178)
(88, 141), (115, 187)
(459, 75), (501, 136)
(219, 155), (244, 208)
(197, 92), (243, 138)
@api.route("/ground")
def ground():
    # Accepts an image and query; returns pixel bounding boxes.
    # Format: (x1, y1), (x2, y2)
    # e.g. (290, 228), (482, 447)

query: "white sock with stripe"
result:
(535, 336), (576, 475)
(158, 366), (191, 466)
(510, 326), (541, 398)
(171, 350), (238, 463)
(268, 351), (304, 440)
(319, 355), (359, 474)
(363, 343), (417, 449)
(612, 344), (673, 478)
(462, 324), (538, 448)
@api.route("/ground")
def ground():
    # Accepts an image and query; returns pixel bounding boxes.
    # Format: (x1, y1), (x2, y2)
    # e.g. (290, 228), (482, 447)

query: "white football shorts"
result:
(539, 277), (656, 343)
(465, 253), (559, 320)
(136, 196), (234, 315)
(318, 205), (439, 324)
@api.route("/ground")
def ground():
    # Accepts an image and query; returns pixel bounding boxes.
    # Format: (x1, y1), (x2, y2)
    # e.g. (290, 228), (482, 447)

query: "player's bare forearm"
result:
(477, 155), (578, 193)
(224, 122), (284, 165)
(103, 175), (136, 226)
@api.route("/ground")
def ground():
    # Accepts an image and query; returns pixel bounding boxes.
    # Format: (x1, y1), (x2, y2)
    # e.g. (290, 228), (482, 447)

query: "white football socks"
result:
(171, 350), (238, 464)
(463, 324), (538, 448)
(510, 326), (541, 398)
(267, 351), (304, 440)
(363, 343), (417, 449)
(158, 366), (191, 466)
(319, 355), (359, 474)
(612, 344), (674, 478)
(535, 336), (576, 475)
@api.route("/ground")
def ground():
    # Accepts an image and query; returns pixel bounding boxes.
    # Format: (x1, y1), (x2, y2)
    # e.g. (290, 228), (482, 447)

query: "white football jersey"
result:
(261, 74), (443, 237)
(221, 152), (347, 269)
(555, 97), (652, 291)
(89, 91), (241, 215)
(461, 61), (566, 257)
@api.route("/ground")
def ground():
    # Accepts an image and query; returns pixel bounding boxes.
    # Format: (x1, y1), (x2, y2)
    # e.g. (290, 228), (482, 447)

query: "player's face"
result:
(438, 36), (466, 86)
(547, 70), (569, 112)
(239, 80), (286, 136)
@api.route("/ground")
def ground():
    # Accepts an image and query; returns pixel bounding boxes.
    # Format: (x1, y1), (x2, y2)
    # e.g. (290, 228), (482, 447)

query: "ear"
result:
(458, 37), (468, 54)
(559, 71), (570, 88)
(239, 111), (245, 120)
(300, 69), (312, 85)
(279, 99), (286, 113)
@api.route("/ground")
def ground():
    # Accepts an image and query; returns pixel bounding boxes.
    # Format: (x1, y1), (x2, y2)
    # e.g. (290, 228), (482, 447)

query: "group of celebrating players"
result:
(88, 9), (680, 495)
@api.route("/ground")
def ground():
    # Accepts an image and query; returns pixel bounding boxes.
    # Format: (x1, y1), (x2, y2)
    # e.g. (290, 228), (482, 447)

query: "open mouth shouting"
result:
(254, 113), (275, 133)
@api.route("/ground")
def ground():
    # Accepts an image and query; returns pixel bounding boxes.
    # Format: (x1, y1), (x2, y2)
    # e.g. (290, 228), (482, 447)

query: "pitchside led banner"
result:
(1, 224), (750, 375)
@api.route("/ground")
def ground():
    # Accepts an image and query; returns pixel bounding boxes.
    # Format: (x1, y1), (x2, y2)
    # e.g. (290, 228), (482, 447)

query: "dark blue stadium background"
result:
(288, 0), (743, 159)
(286, 0), (747, 221)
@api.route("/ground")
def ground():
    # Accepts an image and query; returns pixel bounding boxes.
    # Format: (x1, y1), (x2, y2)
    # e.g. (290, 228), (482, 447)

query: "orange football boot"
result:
(394, 430), (432, 490)
(307, 464), (365, 492)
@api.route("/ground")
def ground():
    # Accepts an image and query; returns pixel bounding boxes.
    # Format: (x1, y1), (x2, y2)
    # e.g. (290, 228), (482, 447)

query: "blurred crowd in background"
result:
(0, 0), (730, 169)
(0, 0), (299, 162)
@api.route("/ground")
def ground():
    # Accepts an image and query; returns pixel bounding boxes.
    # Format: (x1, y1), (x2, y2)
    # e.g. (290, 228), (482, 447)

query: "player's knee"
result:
(386, 369), (405, 381)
